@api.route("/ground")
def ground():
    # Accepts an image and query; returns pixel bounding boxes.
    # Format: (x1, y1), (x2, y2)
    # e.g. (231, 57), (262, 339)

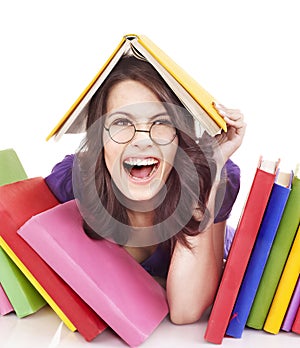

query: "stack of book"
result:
(205, 157), (300, 344)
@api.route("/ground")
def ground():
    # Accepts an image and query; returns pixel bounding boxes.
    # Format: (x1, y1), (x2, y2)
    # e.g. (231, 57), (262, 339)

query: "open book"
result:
(46, 34), (226, 141)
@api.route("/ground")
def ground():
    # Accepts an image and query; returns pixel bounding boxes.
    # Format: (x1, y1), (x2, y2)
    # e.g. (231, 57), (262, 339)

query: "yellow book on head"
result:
(46, 33), (226, 141)
(263, 224), (300, 334)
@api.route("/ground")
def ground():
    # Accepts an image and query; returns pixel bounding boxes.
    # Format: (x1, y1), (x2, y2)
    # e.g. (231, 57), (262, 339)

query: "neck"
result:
(124, 209), (161, 247)
(127, 209), (155, 227)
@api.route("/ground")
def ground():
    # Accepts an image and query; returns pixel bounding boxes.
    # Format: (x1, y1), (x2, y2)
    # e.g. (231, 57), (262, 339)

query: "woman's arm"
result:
(166, 179), (225, 324)
(166, 104), (246, 324)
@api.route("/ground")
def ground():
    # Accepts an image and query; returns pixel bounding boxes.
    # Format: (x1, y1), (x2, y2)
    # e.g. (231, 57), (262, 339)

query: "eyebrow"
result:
(107, 111), (170, 121)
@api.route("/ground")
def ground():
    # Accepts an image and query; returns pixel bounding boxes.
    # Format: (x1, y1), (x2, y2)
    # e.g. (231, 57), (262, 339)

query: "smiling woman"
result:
(45, 54), (245, 324)
(103, 82), (179, 202)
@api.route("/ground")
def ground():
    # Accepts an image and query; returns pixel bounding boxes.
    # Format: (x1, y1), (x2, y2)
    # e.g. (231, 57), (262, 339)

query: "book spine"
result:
(263, 225), (300, 334)
(204, 167), (276, 344)
(292, 305), (300, 334)
(0, 283), (13, 315)
(0, 237), (76, 330)
(226, 182), (290, 338)
(282, 276), (300, 332)
(247, 176), (300, 329)
(0, 247), (46, 317)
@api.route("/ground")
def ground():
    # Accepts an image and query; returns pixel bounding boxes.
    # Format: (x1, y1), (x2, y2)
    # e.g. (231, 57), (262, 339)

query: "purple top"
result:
(45, 155), (240, 278)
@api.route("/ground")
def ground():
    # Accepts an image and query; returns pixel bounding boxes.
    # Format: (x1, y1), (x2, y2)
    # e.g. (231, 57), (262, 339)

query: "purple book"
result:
(18, 200), (169, 347)
(282, 276), (300, 331)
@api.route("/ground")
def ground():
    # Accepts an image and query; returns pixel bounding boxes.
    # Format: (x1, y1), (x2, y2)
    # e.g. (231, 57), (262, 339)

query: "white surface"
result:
(0, 306), (299, 348)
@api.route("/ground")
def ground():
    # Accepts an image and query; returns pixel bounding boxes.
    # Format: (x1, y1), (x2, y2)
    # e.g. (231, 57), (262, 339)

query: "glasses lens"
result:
(151, 123), (177, 145)
(109, 122), (135, 143)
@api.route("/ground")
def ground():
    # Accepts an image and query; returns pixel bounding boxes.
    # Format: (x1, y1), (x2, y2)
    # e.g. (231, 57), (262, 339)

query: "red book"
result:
(204, 157), (279, 344)
(0, 177), (106, 341)
(292, 305), (300, 334)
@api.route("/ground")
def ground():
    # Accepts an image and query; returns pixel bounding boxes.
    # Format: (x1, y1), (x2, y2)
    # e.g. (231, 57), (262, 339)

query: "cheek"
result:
(103, 141), (122, 176)
(162, 142), (178, 176)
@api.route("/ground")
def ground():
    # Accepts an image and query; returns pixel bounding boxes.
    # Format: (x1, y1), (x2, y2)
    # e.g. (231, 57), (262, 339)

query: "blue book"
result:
(226, 170), (292, 338)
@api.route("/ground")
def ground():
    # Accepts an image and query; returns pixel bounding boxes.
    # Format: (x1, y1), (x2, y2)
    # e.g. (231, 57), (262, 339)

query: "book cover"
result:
(204, 157), (279, 344)
(18, 199), (169, 347)
(46, 34), (226, 141)
(264, 224), (300, 334)
(0, 247), (46, 317)
(0, 148), (47, 317)
(282, 276), (300, 331)
(247, 170), (300, 330)
(0, 148), (27, 186)
(292, 304), (300, 334)
(0, 284), (13, 315)
(0, 177), (107, 341)
(226, 170), (292, 338)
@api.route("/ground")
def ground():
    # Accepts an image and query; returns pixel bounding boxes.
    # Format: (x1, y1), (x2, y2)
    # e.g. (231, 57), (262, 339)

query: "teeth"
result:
(124, 158), (159, 166)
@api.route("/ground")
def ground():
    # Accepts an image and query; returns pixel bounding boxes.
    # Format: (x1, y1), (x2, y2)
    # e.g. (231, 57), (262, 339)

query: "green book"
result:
(0, 148), (27, 186)
(247, 170), (300, 329)
(0, 248), (46, 317)
(0, 148), (47, 316)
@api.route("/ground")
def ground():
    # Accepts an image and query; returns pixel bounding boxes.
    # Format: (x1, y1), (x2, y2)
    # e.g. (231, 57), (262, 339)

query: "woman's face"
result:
(103, 80), (178, 202)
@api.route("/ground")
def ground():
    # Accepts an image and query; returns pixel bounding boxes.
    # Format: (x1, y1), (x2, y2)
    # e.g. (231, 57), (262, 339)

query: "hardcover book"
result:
(0, 247), (46, 317)
(226, 170), (292, 338)
(264, 224), (300, 334)
(0, 177), (106, 341)
(0, 284), (13, 315)
(292, 303), (300, 334)
(0, 148), (46, 317)
(282, 276), (300, 332)
(247, 168), (300, 330)
(0, 148), (27, 186)
(18, 199), (169, 347)
(204, 157), (279, 344)
(46, 34), (226, 141)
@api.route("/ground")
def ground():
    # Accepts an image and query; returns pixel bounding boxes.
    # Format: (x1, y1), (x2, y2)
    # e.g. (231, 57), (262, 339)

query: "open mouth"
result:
(123, 157), (160, 180)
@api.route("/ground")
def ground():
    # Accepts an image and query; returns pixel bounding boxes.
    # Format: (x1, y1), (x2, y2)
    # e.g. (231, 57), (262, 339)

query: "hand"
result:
(213, 102), (246, 167)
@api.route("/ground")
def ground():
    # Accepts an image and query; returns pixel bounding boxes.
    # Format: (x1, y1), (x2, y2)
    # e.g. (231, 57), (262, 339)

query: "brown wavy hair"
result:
(74, 55), (217, 250)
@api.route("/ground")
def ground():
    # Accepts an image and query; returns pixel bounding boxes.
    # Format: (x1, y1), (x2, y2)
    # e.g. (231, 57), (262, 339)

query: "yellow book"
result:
(46, 33), (226, 141)
(0, 237), (76, 332)
(263, 224), (300, 334)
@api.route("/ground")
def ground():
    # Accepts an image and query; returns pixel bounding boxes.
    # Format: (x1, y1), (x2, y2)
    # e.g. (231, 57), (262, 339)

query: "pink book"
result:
(18, 200), (169, 347)
(0, 284), (13, 315)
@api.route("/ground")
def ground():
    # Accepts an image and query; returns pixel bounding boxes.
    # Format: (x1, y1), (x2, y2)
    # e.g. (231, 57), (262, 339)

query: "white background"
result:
(0, 1), (300, 346)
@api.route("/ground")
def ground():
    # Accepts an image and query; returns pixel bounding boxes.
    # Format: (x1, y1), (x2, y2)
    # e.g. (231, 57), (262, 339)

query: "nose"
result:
(131, 128), (153, 149)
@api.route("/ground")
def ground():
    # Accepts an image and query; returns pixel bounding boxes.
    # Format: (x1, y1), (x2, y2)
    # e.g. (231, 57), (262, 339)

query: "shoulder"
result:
(223, 158), (240, 180)
(45, 154), (75, 202)
(214, 159), (241, 223)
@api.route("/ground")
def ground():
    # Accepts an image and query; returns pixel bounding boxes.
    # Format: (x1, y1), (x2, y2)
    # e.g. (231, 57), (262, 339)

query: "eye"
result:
(112, 118), (133, 127)
(153, 118), (173, 126)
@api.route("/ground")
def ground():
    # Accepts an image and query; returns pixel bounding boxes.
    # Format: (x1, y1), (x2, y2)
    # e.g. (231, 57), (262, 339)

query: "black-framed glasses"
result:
(104, 119), (177, 145)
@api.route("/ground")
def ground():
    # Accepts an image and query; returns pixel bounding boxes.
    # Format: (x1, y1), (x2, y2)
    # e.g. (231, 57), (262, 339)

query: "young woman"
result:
(45, 55), (246, 324)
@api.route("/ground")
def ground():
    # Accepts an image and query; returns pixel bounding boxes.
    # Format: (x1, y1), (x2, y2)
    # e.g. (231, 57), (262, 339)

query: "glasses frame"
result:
(104, 121), (177, 146)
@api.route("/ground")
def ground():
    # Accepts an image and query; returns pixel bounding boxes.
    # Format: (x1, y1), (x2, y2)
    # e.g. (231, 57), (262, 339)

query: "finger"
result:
(224, 115), (245, 129)
(213, 102), (244, 121)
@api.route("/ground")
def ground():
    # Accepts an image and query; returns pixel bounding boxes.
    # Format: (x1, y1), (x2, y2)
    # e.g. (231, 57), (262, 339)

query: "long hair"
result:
(73, 55), (217, 250)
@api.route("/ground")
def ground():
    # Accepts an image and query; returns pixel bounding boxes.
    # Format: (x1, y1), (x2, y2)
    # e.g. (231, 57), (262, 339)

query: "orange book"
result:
(46, 34), (226, 141)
